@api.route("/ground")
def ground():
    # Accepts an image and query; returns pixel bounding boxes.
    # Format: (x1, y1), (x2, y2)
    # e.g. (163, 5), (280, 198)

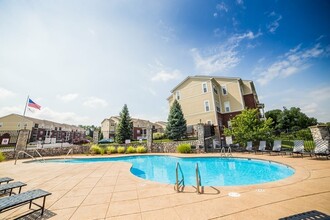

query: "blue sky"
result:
(0, 0), (329, 125)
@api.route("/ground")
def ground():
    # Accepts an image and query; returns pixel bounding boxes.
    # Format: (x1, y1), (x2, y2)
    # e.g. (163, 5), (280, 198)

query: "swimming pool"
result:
(40, 156), (295, 186)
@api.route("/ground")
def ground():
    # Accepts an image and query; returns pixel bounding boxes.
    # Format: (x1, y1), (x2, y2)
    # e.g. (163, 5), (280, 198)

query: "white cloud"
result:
(0, 87), (15, 100)
(149, 60), (182, 82)
(256, 43), (327, 85)
(83, 97), (108, 108)
(216, 2), (228, 12)
(236, 0), (244, 5)
(213, 13), (218, 18)
(191, 31), (262, 74)
(29, 107), (89, 125)
(267, 12), (282, 33)
(151, 70), (181, 82)
(0, 105), (22, 116)
(56, 93), (79, 102)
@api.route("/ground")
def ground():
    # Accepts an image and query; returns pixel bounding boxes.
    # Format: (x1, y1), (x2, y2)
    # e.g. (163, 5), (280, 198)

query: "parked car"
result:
(98, 138), (114, 144)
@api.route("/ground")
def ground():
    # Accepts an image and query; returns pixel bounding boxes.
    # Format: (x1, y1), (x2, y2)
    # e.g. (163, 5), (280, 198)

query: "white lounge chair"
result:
(255, 141), (268, 154)
(313, 140), (329, 159)
(269, 140), (285, 155)
(245, 141), (254, 153)
(292, 140), (304, 158)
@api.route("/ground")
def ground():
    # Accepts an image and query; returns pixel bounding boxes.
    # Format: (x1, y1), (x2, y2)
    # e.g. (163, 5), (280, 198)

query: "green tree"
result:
(224, 108), (273, 146)
(115, 104), (133, 144)
(166, 100), (187, 140)
(265, 109), (282, 130)
(277, 107), (317, 132)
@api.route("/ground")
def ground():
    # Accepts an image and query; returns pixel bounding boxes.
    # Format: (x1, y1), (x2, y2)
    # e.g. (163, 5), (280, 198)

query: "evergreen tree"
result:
(166, 100), (187, 140)
(115, 104), (133, 143)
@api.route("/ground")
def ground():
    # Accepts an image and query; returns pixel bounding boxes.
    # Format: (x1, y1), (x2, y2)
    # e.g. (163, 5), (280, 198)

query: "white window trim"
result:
(176, 91), (180, 100)
(224, 101), (231, 112)
(221, 85), (228, 95)
(202, 82), (208, 93)
(204, 100), (210, 112)
(215, 101), (221, 113)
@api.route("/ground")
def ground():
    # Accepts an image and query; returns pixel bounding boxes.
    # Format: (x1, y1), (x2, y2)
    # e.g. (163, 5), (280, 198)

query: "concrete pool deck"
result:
(0, 153), (329, 219)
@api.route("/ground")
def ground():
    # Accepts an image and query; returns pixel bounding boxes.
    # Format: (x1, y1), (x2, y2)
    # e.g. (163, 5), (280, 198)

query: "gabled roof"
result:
(170, 75), (241, 93)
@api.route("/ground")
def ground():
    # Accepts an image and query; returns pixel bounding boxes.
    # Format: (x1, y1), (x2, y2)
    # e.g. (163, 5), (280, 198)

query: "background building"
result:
(0, 113), (86, 145)
(168, 75), (264, 139)
(101, 116), (166, 140)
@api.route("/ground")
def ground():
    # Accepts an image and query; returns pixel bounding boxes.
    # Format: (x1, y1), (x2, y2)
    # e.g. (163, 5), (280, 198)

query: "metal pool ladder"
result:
(175, 162), (185, 192)
(196, 163), (203, 194)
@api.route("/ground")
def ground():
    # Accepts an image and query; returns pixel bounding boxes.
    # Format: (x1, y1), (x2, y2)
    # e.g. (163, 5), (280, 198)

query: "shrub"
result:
(126, 146), (136, 153)
(0, 152), (5, 162)
(153, 132), (166, 140)
(136, 146), (147, 153)
(117, 146), (126, 154)
(304, 140), (315, 152)
(100, 147), (105, 155)
(107, 146), (117, 154)
(90, 144), (102, 154)
(177, 143), (191, 153)
(295, 129), (313, 141)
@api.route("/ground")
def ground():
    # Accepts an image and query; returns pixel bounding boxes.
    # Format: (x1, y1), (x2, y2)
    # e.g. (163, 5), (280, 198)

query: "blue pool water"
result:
(41, 156), (295, 186)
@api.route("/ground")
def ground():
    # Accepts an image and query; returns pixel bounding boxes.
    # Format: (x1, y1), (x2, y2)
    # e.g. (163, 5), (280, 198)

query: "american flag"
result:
(28, 98), (41, 110)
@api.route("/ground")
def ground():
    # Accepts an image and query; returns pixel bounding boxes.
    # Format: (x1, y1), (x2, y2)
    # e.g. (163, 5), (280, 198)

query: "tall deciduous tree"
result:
(224, 108), (273, 146)
(166, 100), (187, 140)
(115, 104), (133, 144)
(265, 107), (317, 132)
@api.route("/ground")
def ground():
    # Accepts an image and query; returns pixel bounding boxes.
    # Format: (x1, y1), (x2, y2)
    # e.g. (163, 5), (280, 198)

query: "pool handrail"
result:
(196, 163), (202, 194)
(175, 162), (185, 192)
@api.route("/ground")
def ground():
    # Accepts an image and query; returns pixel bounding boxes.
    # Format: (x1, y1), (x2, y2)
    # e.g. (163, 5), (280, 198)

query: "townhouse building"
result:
(101, 116), (166, 140)
(167, 75), (264, 139)
(0, 113), (86, 145)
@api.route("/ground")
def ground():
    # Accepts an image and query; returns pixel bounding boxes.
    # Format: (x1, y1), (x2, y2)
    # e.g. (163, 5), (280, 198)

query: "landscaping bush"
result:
(0, 152), (5, 162)
(106, 146), (117, 154)
(177, 143), (191, 153)
(117, 146), (126, 154)
(153, 132), (166, 140)
(136, 146), (147, 153)
(295, 129), (313, 141)
(100, 147), (105, 155)
(126, 146), (136, 153)
(90, 144), (102, 154)
(304, 140), (315, 152)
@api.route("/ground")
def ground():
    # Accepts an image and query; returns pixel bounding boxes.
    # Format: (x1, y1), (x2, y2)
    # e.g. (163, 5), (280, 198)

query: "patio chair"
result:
(245, 141), (254, 153)
(313, 140), (330, 159)
(213, 139), (221, 152)
(255, 141), (268, 154)
(0, 177), (13, 185)
(269, 140), (285, 155)
(0, 189), (51, 216)
(292, 140), (304, 158)
(0, 181), (27, 196)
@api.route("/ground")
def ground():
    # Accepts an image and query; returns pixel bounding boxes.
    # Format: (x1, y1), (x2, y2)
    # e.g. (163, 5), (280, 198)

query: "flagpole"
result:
(23, 95), (29, 116)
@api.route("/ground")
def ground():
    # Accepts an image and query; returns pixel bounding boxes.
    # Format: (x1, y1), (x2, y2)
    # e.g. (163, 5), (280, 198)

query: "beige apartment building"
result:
(101, 116), (166, 140)
(0, 113), (85, 145)
(167, 75), (264, 139)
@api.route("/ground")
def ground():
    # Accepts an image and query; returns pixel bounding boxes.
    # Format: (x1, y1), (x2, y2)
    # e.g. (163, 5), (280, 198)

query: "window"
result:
(137, 130), (140, 134)
(224, 101), (231, 112)
(176, 91), (180, 100)
(215, 101), (221, 113)
(202, 82), (208, 93)
(0, 122), (3, 127)
(17, 123), (21, 128)
(213, 85), (218, 94)
(222, 85), (228, 95)
(34, 124), (39, 128)
(228, 121), (232, 129)
(204, 100), (210, 112)
(207, 120), (212, 125)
